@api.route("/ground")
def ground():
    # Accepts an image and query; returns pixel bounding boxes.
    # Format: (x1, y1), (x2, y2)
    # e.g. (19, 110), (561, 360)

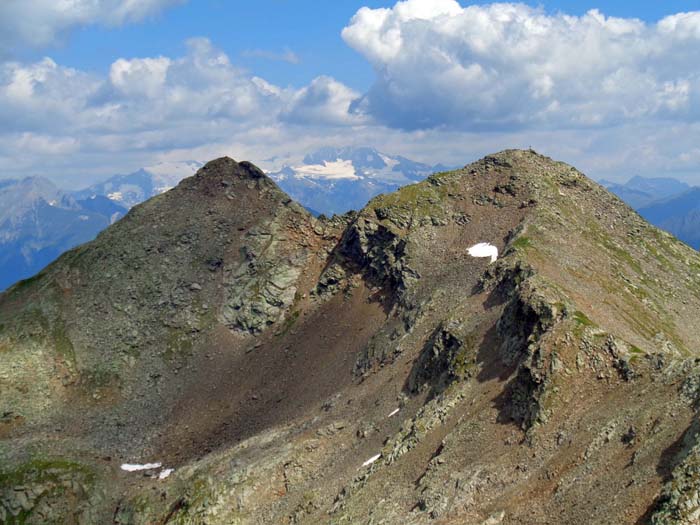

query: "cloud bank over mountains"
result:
(0, 37), (362, 183)
(2, 0), (700, 185)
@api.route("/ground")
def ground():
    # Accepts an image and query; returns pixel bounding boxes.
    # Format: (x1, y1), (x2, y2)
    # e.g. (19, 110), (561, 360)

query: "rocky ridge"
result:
(1, 150), (700, 524)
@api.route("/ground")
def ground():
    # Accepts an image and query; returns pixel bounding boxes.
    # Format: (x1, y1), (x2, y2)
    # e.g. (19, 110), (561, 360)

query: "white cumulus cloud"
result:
(0, 0), (185, 54)
(110, 57), (171, 98)
(282, 76), (367, 126)
(0, 58), (100, 133)
(342, 1), (700, 131)
(3, 2), (700, 188)
(0, 38), (365, 185)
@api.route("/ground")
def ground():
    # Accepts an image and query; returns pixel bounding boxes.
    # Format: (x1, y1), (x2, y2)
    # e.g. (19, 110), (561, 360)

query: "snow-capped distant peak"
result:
(292, 159), (360, 181)
(273, 147), (439, 186)
(79, 160), (205, 209)
(265, 146), (450, 216)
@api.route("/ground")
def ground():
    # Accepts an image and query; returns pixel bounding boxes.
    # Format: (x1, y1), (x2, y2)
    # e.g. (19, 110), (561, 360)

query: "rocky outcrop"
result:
(0, 460), (100, 524)
(406, 320), (477, 395)
(652, 423), (700, 524)
(340, 217), (419, 292)
(653, 468), (700, 523)
(221, 214), (312, 334)
(316, 215), (419, 301)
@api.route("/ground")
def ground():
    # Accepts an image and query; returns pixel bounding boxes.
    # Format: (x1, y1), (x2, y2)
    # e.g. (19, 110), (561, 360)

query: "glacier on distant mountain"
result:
(268, 146), (450, 215)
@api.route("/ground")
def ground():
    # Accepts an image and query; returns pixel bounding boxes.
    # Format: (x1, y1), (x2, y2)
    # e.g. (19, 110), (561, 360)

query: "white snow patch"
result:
(467, 243), (499, 263)
(158, 468), (174, 480)
(362, 454), (381, 467)
(79, 215), (89, 221)
(378, 153), (399, 170)
(292, 159), (360, 180)
(388, 408), (400, 418)
(108, 191), (124, 202)
(120, 462), (162, 472)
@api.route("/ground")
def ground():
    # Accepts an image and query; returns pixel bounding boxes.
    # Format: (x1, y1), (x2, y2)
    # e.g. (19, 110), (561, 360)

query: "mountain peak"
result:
(450, 148), (583, 191)
(2, 151), (700, 524)
(198, 155), (238, 172)
(194, 157), (268, 181)
(183, 157), (288, 203)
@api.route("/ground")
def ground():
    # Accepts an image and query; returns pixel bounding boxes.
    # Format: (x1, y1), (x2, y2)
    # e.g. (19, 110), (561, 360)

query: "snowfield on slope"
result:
(468, 243), (499, 263)
(120, 463), (161, 472)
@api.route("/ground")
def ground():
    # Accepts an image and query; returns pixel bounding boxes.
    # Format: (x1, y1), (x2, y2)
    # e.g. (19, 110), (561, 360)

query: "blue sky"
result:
(19, 1), (700, 90)
(1, 0), (700, 187)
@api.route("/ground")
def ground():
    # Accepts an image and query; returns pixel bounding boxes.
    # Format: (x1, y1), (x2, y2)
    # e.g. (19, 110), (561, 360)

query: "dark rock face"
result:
(2, 150), (700, 524)
(335, 217), (417, 295)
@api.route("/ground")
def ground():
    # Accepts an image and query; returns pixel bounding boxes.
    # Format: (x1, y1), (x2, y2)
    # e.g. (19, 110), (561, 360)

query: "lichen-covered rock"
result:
(0, 460), (100, 524)
(652, 426), (700, 525)
(221, 218), (310, 333)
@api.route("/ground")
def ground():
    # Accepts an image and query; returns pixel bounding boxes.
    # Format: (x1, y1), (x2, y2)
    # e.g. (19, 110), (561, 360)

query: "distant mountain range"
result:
(600, 176), (699, 249)
(0, 177), (125, 290)
(0, 161), (202, 290)
(268, 147), (450, 215)
(600, 176), (691, 209)
(73, 161), (203, 209)
(638, 188), (700, 250)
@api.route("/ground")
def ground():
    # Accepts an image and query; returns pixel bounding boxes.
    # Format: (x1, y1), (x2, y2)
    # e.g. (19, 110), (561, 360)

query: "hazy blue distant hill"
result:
(0, 178), (127, 290)
(638, 188), (700, 250)
(76, 195), (126, 218)
(598, 175), (699, 250)
(0, 161), (205, 290)
(601, 176), (690, 209)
